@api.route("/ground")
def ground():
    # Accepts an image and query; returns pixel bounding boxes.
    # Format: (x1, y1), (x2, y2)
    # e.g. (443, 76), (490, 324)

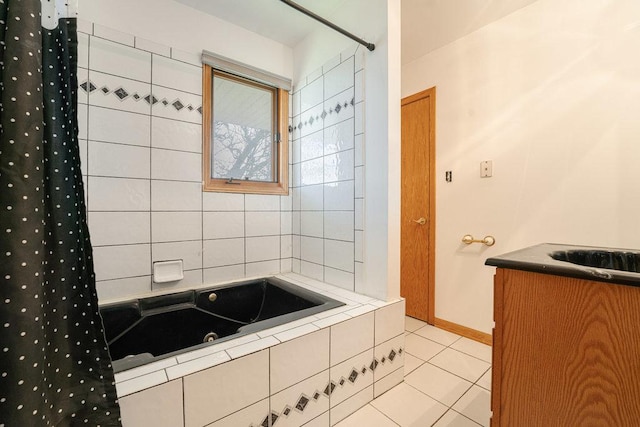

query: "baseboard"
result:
(433, 317), (492, 346)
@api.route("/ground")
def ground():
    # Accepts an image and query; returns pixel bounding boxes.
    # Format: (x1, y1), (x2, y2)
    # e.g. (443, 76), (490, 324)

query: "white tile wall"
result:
(324, 212), (354, 241)
(151, 181), (201, 211)
(151, 211), (202, 242)
(88, 177), (150, 211)
(206, 399), (268, 427)
(202, 212), (244, 239)
(302, 211), (324, 238)
(93, 24), (135, 46)
(183, 350), (269, 427)
(89, 37), (151, 82)
(245, 211), (280, 237)
(324, 240), (355, 273)
(151, 149), (201, 182)
(330, 313), (374, 365)
(324, 119), (354, 155)
(202, 192), (245, 211)
(301, 130), (324, 162)
(324, 57), (354, 100)
(246, 260), (281, 277)
(93, 244), (151, 281)
(246, 236), (280, 263)
(270, 328), (329, 393)
(88, 212), (150, 246)
(152, 54), (201, 95)
(325, 181), (354, 212)
(88, 71), (151, 115)
(82, 24), (297, 300)
(88, 106), (150, 146)
(203, 238), (244, 268)
(77, 32), (89, 69)
(88, 141), (150, 179)
(329, 349), (374, 408)
(203, 264), (245, 284)
(271, 370), (330, 427)
(119, 379), (183, 427)
(152, 240), (202, 271)
(95, 275), (151, 301)
(151, 86), (202, 125)
(151, 117), (201, 153)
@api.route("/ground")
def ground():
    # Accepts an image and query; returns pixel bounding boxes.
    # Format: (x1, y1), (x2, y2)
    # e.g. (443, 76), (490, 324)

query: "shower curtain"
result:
(0, 1), (121, 425)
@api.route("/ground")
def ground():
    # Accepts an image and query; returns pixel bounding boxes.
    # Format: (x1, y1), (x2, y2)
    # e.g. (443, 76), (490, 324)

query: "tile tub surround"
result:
(79, 20), (369, 303)
(77, 21), (296, 302)
(115, 273), (405, 427)
(291, 46), (366, 293)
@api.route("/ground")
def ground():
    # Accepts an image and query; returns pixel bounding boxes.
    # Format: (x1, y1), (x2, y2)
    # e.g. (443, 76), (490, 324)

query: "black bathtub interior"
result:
(100, 277), (345, 372)
(550, 249), (640, 273)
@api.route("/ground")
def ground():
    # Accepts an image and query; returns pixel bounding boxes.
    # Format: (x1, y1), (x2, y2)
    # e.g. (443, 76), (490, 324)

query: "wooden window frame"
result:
(202, 65), (289, 195)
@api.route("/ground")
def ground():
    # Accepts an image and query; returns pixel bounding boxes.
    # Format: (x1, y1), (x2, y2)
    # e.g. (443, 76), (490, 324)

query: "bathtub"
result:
(110, 273), (406, 427)
(100, 276), (345, 372)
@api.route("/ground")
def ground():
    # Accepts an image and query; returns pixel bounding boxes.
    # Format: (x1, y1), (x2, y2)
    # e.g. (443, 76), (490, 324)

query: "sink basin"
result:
(550, 250), (640, 273)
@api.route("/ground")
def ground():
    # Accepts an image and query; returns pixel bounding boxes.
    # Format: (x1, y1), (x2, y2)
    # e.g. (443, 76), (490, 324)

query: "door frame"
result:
(401, 87), (436, 324)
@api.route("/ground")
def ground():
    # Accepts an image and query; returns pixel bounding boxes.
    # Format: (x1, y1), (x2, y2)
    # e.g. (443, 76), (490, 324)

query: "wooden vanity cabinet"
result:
(491, 268), (640, 426)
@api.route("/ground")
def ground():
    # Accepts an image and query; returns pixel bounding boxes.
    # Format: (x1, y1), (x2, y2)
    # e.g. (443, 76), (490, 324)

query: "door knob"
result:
(413, 217), (427, 225)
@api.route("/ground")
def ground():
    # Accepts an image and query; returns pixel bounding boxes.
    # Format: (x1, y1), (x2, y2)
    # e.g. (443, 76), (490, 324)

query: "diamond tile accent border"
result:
(256, 344), (404, 424)
(255, 346), (405, 426)
(291, 96), (355, 135)
(79, 78), (202, 114)
(295, 394), (310, 412)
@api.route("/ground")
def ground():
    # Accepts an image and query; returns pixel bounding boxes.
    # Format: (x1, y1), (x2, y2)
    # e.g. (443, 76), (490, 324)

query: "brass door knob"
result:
(413, 217), (427, 225)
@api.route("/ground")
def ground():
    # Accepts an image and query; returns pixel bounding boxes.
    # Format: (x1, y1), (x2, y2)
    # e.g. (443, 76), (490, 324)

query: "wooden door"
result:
(401, 88), (435, 322)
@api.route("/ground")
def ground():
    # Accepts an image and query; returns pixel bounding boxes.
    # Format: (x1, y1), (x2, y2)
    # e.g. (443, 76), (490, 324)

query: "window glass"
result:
(212, 72), (276, 182)
(202, 65), (288, 195)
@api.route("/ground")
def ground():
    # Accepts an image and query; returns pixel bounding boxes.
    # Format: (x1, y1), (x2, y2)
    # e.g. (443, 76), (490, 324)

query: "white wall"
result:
(293, 0), (402, 301)
(79, 0), (293, 79)
(402, 0), (640, 333)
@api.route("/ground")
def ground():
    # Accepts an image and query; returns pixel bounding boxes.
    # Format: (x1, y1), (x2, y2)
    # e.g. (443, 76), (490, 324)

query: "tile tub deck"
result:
(113, 273), (406, 427)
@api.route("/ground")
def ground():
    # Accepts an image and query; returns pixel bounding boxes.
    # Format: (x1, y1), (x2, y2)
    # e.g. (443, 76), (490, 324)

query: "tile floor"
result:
(336, 317), (492, 427)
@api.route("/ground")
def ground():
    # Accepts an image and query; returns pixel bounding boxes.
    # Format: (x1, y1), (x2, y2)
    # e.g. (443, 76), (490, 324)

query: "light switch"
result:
(481, 160), (493, 178)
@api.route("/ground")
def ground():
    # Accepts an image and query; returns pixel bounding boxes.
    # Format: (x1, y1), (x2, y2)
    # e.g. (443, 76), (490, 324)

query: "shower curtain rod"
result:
(279, 0), (376, 51)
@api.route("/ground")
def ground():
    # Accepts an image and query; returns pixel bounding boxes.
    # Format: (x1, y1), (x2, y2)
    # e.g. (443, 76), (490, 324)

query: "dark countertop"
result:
(485, 243), (640, 287)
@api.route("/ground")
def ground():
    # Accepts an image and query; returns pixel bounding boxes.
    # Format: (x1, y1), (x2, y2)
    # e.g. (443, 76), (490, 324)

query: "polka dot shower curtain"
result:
(0, 1), (121, 425)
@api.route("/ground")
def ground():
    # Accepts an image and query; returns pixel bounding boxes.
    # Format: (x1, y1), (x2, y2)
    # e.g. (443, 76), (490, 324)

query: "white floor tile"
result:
(414, 325), (462, 347)
(403, 353), (425, 375)
(429, 348), (491, 382)
(450, 338), (492, 363)
(405, 363), (472, 407)
(334, 404), (397, 427)
(404, 333), (446, 361)
(371, 383), (447, 427)
(433, 409), (482, 427)
(452, 385), (491, 427)
(476, 368), (492, 391)
(405, 316), (427, 332)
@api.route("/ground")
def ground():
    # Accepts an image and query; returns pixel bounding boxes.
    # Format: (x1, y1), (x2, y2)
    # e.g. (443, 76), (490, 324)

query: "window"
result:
(203, 65), (289, 194)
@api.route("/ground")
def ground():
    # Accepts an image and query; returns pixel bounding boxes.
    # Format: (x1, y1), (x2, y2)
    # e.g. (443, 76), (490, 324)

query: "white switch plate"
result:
(481, 160), (493, 178)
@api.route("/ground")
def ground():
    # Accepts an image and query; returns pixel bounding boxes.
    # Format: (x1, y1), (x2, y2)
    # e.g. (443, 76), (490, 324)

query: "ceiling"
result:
(173, 0), (538, 65)
(173, 0), (347, 46)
